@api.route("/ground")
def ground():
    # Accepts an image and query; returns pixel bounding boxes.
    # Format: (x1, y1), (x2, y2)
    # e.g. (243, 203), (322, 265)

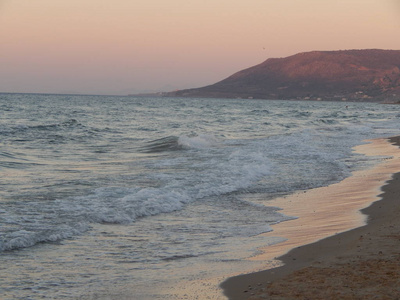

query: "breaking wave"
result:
(140, 134), (220, 153)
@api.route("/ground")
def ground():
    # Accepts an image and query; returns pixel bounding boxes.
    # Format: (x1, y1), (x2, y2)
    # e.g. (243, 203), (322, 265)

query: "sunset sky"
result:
(1, 0), (400, 95)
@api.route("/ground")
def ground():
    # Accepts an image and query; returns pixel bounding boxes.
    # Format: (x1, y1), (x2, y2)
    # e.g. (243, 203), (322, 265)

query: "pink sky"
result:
(1, 0), (400, 95)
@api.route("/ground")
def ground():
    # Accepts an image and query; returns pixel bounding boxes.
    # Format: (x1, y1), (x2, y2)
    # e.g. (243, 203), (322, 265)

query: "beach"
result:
(2, 95), (400, 299)
(222, 136), (400, 299)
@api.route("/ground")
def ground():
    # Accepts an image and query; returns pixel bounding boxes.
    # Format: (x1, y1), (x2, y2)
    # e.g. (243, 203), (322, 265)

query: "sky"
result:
(1, 0), (400, 95)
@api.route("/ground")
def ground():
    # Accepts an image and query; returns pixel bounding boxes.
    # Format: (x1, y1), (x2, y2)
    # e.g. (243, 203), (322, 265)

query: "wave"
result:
(0, 119), (104, 145)
(0, 151), (27, 161)
(178, 134), (220, 149)
(0, 187), (204, 251)
(2, 94), (400, 257)
(0, 151), (41, 169)
(140, 136), (183, 153)
(0, 122), (375, 252)
(0, 135), (274, 251)
(140, 134), (220, 153)
(9, 119), (82, 133)
(0, 223), (90, 252)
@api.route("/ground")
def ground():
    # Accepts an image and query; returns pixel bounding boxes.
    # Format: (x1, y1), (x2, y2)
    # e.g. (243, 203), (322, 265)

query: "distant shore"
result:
(166, 50), (400, 103)
(221, 136), (400, 299)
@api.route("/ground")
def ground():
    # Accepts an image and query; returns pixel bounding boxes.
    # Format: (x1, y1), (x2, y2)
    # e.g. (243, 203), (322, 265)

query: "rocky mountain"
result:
(168, 49), (400, 102)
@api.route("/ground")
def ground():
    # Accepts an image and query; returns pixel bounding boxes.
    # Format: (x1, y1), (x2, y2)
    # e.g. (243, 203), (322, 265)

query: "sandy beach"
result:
(221, 136), (400, 299)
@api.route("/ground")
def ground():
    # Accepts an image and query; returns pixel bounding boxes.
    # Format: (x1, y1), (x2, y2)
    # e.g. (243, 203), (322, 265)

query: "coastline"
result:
(221, 136), (400, 299)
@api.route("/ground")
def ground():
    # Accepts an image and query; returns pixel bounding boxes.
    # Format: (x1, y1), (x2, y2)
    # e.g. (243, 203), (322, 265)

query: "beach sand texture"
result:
(222, 137), (400, 299)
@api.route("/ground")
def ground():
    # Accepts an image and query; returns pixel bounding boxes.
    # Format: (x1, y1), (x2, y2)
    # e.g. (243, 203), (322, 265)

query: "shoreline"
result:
(221, 136), (400, 299)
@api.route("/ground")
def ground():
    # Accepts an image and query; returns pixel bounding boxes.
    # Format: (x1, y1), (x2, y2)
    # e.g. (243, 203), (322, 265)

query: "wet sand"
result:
(221, 137), (400, 299)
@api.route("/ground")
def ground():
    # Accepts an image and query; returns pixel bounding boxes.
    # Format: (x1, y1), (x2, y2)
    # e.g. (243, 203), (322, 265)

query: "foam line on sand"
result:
(221, 137), (400, 299)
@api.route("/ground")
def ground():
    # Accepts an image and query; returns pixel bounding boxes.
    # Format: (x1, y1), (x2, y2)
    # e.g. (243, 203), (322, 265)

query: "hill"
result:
(167, 49), (400, 102)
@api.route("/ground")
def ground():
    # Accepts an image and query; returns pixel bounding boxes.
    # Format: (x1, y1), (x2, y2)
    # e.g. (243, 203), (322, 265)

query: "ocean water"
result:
(0, 93), (399, 299)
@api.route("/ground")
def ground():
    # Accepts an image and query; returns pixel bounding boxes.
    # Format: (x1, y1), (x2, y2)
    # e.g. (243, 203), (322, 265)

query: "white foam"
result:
(40, 139), (275, 234)
(178, 134), (220, 149)
(1, 223), (90, 251)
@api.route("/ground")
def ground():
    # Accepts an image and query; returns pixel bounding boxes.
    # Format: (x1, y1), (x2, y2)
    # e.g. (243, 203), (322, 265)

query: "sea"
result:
(1, 93), (399, 299)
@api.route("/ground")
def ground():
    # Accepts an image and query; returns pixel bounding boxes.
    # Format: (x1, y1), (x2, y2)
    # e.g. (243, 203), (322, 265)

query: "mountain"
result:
(167, 49), (400, 102)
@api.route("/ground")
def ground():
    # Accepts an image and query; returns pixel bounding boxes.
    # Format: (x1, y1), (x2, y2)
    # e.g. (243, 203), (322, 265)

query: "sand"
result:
(221, 137), (400, 299)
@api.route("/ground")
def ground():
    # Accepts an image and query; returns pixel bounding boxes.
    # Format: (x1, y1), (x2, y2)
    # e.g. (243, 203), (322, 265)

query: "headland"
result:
(166, 49), (400, 103)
